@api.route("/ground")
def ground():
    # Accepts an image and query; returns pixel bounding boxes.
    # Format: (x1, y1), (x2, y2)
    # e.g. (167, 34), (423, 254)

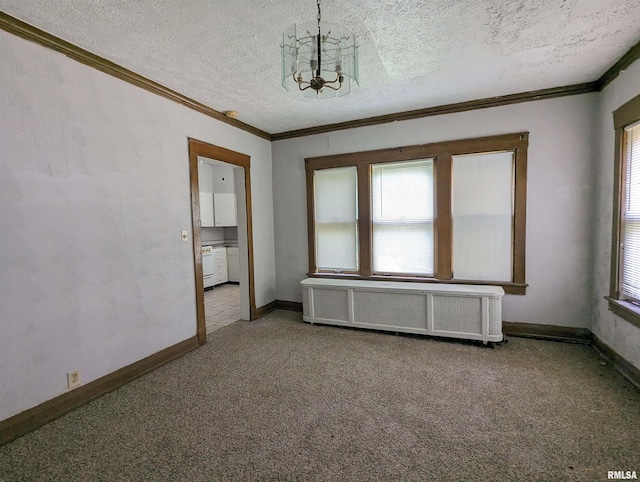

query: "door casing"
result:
(188, 138), (255, 345)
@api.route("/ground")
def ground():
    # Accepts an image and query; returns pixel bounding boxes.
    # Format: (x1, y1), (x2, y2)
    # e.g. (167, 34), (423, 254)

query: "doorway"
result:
(188, 138), (256, 345)
(199, 158), (242, 334)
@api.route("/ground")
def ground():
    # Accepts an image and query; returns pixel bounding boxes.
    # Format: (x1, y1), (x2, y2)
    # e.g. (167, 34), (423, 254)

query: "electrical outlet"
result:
(181, 230), (189, 242)
(67, 370), (81, 389)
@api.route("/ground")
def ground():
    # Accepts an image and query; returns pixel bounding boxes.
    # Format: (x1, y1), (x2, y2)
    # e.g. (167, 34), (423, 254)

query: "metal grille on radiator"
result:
(432, 295), (482, 334)
(301, 278), (504, 342)
(353, 291), (427, 329)
(302, 289), (310, 318)
(488, 298), (501, 335)
(313, 288), (350, 321)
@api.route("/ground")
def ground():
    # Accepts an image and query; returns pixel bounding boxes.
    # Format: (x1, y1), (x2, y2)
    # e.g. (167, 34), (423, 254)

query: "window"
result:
(620, 122), (640, 300)
(608, 93), (640, 328)
(452, 151), (514, 282)
(371, 159), (435, 276)
(305, 132), (528, 294)
(314, 166), (358, 272)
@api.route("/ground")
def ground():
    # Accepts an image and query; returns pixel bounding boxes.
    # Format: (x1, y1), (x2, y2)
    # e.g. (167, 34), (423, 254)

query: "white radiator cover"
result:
(301, 278), (504, 343)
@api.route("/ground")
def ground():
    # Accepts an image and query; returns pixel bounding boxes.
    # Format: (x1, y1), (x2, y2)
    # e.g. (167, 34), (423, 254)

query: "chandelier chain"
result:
(317, 0), (321, 26)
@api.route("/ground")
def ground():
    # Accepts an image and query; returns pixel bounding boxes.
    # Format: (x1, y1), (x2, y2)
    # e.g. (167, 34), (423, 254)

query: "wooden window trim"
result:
(609, 93), (640, 326)
(305, 132), (529, 293)
(605, 297), (640, 330)
(305, 272), (527, 295)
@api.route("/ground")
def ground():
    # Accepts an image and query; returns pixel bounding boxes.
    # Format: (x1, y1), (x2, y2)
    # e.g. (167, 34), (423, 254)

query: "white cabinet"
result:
(200, 192), (237, 228)
(199, 162), (237, 228)
(213, 193), (237, 227)
(227, 247), (240, 282)
(199, 192), (214, 227)
(212, 247), (228, 285)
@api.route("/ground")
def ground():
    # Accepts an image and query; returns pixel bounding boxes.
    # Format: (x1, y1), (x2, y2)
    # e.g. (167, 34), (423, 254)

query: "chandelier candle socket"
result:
(281, 0), (359, 98)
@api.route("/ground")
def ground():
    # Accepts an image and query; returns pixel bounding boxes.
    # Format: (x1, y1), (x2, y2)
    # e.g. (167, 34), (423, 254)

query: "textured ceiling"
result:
(1, 0), (639, 134)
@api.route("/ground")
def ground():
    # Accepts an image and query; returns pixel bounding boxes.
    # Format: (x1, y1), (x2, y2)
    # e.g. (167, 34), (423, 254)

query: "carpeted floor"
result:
(1, 310), (639, 481)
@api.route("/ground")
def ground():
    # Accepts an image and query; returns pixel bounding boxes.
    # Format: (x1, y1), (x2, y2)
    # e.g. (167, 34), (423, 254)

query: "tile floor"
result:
(205, 283), (241, 334)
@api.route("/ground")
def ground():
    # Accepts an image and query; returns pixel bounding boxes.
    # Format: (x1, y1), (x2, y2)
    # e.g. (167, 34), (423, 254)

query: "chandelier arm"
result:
(292, 72), (311, 86)
(298, 84), (313, 91)
(323, 82), (343, 91)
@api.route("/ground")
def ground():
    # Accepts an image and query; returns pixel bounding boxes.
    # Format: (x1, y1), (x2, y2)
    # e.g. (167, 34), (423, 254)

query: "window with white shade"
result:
(305, 132), (528, 294)
(314, 166), (358, 272)
(620, 121), (640, 301)
(452, 151), (514, 281)
(372, 159), (434, 275)
(608, 92), (640, 329)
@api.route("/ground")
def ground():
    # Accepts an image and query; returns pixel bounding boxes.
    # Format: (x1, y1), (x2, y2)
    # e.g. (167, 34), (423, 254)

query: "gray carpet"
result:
(1, 310), (639, 481)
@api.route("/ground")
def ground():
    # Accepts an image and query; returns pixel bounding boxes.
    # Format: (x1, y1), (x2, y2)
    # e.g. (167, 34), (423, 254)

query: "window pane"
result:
(622, 122), (640, 300)
(314, 166), (358, 271)
(452, 151), (514, 282)
(372, 159), (434, 275)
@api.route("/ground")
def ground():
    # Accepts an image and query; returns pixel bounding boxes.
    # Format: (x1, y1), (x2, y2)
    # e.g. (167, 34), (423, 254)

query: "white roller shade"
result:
(371, 159), (434, 275)
(452, 151), (514, 282)
(314, 166), (358, 271)
(621, 121), (640, 300)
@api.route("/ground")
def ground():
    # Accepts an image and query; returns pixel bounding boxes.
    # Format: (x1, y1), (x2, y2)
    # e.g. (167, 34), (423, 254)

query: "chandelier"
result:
(281, 0), (359, 98)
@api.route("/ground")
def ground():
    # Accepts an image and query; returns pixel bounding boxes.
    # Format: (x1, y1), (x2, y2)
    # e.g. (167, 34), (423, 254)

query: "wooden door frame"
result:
(188, 138), (256, 345)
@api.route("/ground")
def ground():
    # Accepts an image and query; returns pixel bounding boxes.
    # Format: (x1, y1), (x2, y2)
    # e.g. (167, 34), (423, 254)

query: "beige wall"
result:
(592, 58), (640, 370)
(272, 93), (599, 329)
(0, 31), (276, 421)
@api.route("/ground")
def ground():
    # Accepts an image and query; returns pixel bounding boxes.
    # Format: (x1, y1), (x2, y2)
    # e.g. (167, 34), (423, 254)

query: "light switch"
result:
(181, 230), (189, 242)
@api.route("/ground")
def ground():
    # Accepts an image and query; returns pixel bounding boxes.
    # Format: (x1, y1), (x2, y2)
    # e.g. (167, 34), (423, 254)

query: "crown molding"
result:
(2, 12), (639, 143)
(597, 39), (640, 91)
(272, 82), (598, 140)
(0, 12), (272, 141)
(272, 38), (640, 140)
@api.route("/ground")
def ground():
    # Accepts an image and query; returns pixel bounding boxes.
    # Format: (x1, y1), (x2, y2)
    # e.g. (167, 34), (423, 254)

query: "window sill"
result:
(308, 273), (527, 295)
(605, 297), (640, 329)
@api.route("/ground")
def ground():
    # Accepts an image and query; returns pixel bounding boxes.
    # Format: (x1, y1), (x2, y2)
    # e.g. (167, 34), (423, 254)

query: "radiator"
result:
(301, 278), (504, 343)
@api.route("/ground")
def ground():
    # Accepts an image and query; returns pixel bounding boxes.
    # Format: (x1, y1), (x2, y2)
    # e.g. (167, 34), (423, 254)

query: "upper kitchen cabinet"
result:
(198, 158), (238, 227)
(199, 192), (215, 227)
(213, 193), (237, 227)
(198, 161), (215, 227)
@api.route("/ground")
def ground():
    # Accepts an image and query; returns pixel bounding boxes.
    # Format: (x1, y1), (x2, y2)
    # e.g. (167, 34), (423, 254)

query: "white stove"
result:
(202, 246), (215, 288)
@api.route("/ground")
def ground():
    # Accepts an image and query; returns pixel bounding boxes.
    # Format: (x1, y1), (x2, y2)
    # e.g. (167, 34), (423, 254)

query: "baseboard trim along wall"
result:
(502, 321), (592, 343)
(275, 300), (304, 312)
(272, 300), (593, 343)
(252, 300), (302, 318)
(3, 308), (638, 447)
(253, 300), (278, 319)
(592, 335), (640, 390)
(0, 335), (200, 447)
